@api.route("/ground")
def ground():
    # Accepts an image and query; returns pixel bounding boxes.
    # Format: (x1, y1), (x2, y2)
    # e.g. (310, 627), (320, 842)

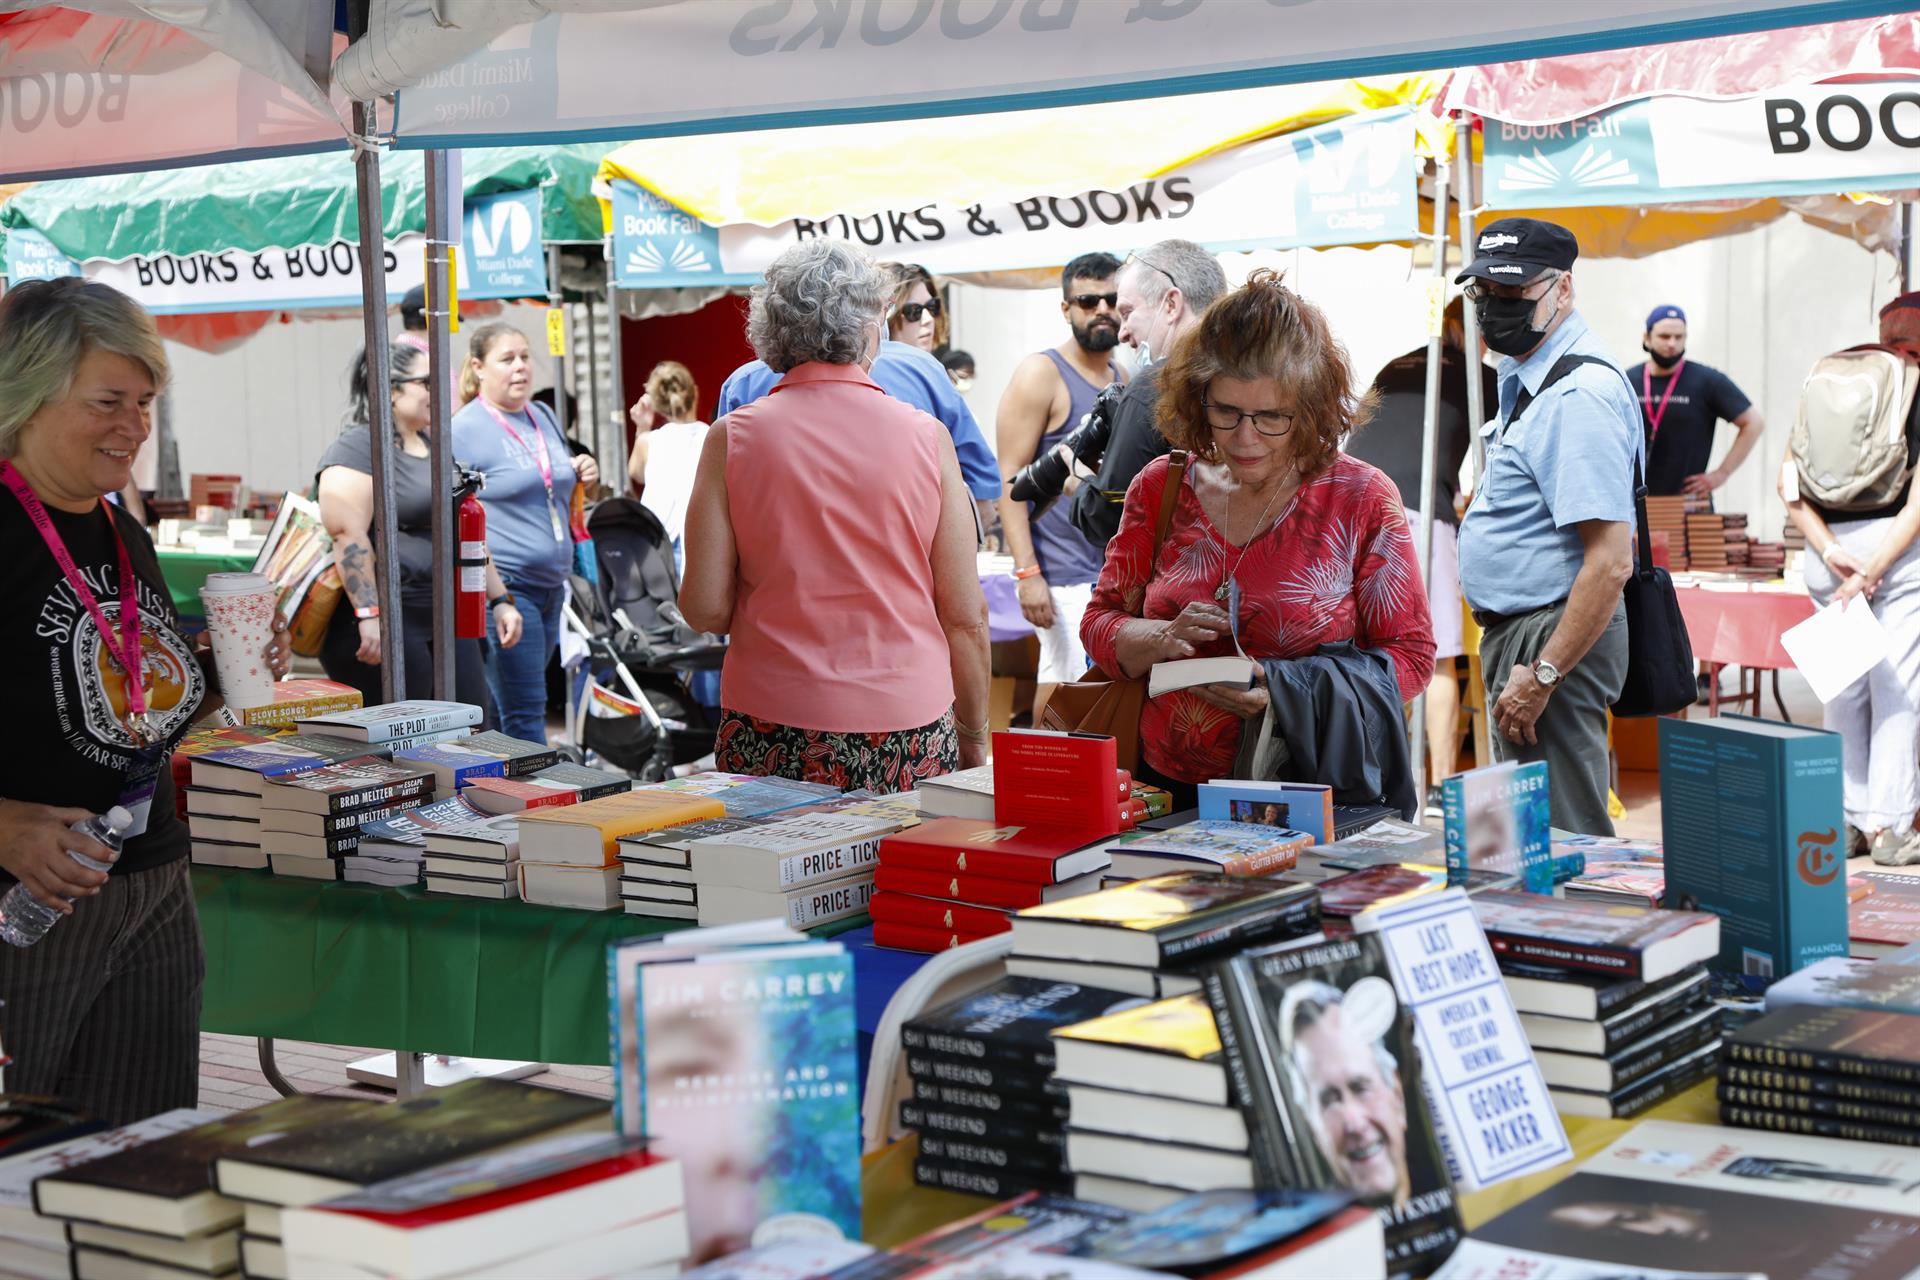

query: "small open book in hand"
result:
(1148, 577), (1257, 698)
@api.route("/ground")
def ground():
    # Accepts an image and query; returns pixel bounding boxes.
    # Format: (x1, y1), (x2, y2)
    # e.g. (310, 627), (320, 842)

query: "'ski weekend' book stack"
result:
(898, 977), (1139, 1201)
(515, 788), (724, 911)
(876, 731), (1130, 953)
(258, 756), (436, 881)
(1473, 890), (1724, 1119)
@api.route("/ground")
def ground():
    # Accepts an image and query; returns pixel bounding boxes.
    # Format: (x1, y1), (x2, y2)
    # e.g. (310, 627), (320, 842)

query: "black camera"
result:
(1008, 379), (1124, 518)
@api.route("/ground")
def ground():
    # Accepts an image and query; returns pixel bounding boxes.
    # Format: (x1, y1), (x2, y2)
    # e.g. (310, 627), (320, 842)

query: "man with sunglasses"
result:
(1455, 218), (1640, 836)
(996, 251), (1127, 719)
(1068, 240), (1228, 547)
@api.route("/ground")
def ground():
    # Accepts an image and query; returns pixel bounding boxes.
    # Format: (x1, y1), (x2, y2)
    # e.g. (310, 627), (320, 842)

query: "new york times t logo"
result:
(1796, 827), (1840, 887)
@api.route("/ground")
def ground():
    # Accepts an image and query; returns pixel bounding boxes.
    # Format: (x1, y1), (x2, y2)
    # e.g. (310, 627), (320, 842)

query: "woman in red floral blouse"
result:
(1082, 270), (1436, 792)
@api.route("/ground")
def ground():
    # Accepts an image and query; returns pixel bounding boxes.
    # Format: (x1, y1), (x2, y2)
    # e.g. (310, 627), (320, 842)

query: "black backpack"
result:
(1509, 354), (1696, 718)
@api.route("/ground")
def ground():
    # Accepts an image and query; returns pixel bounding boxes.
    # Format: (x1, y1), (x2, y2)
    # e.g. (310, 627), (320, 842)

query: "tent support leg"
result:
(548, 244), (570, 445)
(352, 99), (404, 700)
(1457, 114), (1487, 488)
(604, 242), (626, 481)
(1410, 147), (1454, 798)
(424, 149), (459, 701)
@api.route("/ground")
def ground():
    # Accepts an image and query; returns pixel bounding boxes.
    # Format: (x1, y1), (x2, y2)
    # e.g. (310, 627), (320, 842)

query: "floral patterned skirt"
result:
(713, 707), (958, 795)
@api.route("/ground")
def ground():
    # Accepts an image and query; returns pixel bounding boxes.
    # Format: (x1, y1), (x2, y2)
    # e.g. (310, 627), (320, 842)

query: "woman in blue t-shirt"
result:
(451, 323), (600, 744)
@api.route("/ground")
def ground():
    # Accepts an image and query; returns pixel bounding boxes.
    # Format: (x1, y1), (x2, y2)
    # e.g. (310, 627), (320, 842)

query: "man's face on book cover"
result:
(1294, 1005), (1410, 1206)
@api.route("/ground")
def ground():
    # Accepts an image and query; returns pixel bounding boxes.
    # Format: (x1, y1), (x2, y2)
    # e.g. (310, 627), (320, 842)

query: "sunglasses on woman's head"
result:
(897, 300), (943, 322)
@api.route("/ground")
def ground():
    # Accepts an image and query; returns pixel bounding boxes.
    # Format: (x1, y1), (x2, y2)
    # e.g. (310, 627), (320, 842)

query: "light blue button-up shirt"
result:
(716, 340), (1002, 500)
(1457, 313), (1643, 616)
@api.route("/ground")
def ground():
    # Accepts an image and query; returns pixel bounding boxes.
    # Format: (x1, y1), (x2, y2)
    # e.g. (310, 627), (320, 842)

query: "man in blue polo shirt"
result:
(1456, 219), (1640, 835)
(716, 338), (1003, 526)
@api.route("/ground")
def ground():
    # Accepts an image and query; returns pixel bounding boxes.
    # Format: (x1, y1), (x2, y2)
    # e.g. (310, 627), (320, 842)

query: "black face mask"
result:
(1643, 342), (1685, 372)
(1475, 289), (1558, 356)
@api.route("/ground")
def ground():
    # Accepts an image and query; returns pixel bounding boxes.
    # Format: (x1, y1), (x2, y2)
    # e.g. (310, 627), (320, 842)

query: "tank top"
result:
(638, 419), (709, 557)
(1031, 349), (1115, 585)
(720, 362), (953, 733)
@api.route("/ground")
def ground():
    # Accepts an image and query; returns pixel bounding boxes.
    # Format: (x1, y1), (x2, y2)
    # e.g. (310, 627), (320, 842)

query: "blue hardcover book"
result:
(609, 934), (858, 1265)
(1441, 761), (1551, 894)
(1196, 780), (1334, 842)
(1659, 714), (1847, 984)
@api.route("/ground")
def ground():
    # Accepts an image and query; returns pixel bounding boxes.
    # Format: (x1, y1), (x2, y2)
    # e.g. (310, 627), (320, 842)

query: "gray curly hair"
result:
(747, 240), (887, 373)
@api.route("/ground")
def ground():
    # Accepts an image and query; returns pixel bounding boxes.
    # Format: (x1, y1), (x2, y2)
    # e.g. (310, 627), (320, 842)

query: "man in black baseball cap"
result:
(1454, 217), (1643, 836)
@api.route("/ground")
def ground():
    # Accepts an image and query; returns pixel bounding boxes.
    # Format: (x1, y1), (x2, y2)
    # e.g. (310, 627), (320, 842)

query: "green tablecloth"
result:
(192, 866), (866, 1065)
(157, 548), (257, 622)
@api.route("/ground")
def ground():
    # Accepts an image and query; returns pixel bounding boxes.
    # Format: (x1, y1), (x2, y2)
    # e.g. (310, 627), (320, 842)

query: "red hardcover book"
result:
(873, 921), (1004, 953)
(869, 891), (1013, 937)
(990, 730), (1122, 837)
(873, 864), (1103, 911)
(879, 818), (1111, 885)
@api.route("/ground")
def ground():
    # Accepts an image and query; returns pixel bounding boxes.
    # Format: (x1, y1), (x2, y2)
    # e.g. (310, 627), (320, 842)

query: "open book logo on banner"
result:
(613, 181), (718, 285)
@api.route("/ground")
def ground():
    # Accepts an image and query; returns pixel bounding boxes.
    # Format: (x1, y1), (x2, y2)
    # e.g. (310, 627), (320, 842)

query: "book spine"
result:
(873, 865), (1049, 909)
(873, 922), (994, 954)
(363, 710), (479, 742)
(1782, 735), (1850, 974)
(783, 876), (875, 929)
(1442, 775), (1467, 883)
(913, 1157), (1068, 1200)
(451, 761), (509, 789)
(915, 1133), (1069, 1176)
(1724, 1037), (1920, 1086)
(575, 781), (630, 802)
(322, 775), (435, 816)
(906, 1053), (1049, 1096)
(504, 751), (563, 778)
(775, 833), (887, 890)
(898, 1026), (1054, 1073)
(883, 842), (1064, 884)
(320, 798), (430, 835)
(1215, 844), (1302, 877)
(870, 892), (1010, 935)
(910, 1080), (1069, 1123)
(1719, 1082), (1920, 1128)
(1608, 1014), (1720, 1089)
(1721, 1103), (1920, 1148)
(1598, 987), (1710, 1054)
(1605, 1048), (1718, 1119)
(898, 1102), (1065, 1145)
(1721, 1061), (1920, 1107)
(1485, 931), (1641, 979)
(1160, 892), (1320, 963)
(1201, 962), (1297, 1188)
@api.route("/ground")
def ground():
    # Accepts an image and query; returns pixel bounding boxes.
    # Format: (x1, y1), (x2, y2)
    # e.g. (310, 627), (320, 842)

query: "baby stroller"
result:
(562, 497), (726, 781)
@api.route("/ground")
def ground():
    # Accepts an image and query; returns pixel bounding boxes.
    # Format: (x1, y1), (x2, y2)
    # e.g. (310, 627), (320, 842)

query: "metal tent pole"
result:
(604, 240), (626, 474)
(1458, 115), (1488, 483)
(1409, 146), (1455, 798)
(547, 244), (570, 444)
(424, 149), (458, 700)
(352, 100), (404, 700)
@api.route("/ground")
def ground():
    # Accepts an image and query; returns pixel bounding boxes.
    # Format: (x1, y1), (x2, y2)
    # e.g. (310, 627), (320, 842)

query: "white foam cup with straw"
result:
(198, 572), (279, 710)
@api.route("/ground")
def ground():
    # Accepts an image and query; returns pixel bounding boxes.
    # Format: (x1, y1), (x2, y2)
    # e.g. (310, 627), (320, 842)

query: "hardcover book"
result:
(1204, 932), (1460, 1274)
(1471, 889), (1720, 982)
(394, 731), (562, 795)
(1717, 1078), (1920, 1129)
(1198, 780), (1336, 843)
(190, 734), (387, 794)
(1049, 993), (1229, 1106)
(1518, 968), (1709, 1055)
(236, 678), (363, 729)
(259, 794), (432, 838)
(990, 729), (1124, 837)
(1076, 1187), (1357, 1273)
(620, 817), (772, 869)
(1548, 1038), (1719, 1120)
(1443, 760), (1552, 894)
(461, 776), (585, 815)
(354, 796), (490, 858)
(688, 811), (907, 891)
(1011, 872), (1320, 969)
(1849, 870), (1920, 957)
(879, 819), (1112, 885)
(1102, 820), (1312, 880)
(697, 873), (875, 929)
(869, 892), (1012, 939)
(914, 766), (996, 822)
(293, 700), (485, 743)
(0, 1096), (99, 1162)
(522, 761), (631, 802)
(1725, 1004), (1920, 1085)
(212, 1080), (607, 1206)
(1561, 861), (1665, 908)
(901, 977), (1143, 1072)
(517, 790), (725, 866)
(872, 864), (1104, 910)
(610, 938), (859, 1266)
(873, 922), (1002, 953)
(909, 1079), (1069, 1126)
(1531, 1002), (1721, 1091)
(1719, 1060), (1920, 1109)
(421, 810), (523, 861)
(260, 757), (435, 816)
(1660, 714), (1848, 981)
(1499, 961), (1699, 1022)
(1765, 954), (1920, 1015)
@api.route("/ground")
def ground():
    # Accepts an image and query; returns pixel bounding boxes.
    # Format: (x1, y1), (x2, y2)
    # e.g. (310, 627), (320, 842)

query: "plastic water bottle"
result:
(0, 806), (130, 948)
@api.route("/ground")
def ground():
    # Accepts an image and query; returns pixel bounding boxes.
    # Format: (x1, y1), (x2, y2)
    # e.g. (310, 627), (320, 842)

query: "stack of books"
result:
(1289, 817), (1446, 882)
(1685, 510), (1746, 570)
(1474, 890), (1723, 1118)
(616, 816), (769, 920)
(420, 805), (528, 899)
(185, 734), (399, 869)
(345, 795), (487, 887)
(686, 807), (912, 929)
(516, 789), (724, 910)
(259, 757), (436, 880)
(899, 977), (1135, 1200)
(874, 819), (1112, 953)
(233, 678), (363, 731)
(1314, 862), (1513, 933)
(173, 724), (274, 825)
(1009, 872), (1321, 1004)
(278, 1135), (687, 1280)
(1642, 494), (1704, 571)
(1720, 1004), (1920, 1143)
(915, 763), (1171, 827)
(291, 701), (485, 751)
(1049, 994), (1247, 1212)
(1561, 859), (1666, 907)
(1094, 820), (1314, 884)
(461, 761), (630, 815)
(393, 731), (561, 801)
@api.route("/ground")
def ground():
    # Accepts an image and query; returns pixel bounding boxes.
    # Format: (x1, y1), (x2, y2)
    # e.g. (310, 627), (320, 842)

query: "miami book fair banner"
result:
(1482, 79), (1920, 209)
(610, 108), (1420, 289)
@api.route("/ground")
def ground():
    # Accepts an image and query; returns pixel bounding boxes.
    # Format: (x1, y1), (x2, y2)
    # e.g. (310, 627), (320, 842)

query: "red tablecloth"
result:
(1673, 583), (1815, 670)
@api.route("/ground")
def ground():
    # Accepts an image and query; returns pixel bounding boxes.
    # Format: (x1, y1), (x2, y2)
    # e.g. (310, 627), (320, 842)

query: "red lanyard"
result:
(0, 460), (149, 728)
(481, 399), (554, 496)
(1642, 358), (1685, 442)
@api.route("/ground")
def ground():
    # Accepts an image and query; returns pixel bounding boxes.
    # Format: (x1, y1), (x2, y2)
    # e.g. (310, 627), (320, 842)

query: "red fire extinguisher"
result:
(455, 470), (488, 639)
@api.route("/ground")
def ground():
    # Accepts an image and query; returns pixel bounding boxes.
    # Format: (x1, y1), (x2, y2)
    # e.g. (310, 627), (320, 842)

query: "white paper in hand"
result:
(1781, 597), (1891, 703)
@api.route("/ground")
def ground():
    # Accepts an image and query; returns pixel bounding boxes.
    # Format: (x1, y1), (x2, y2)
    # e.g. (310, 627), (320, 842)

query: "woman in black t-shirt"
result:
(0, 279), (291, 1124)
(315, 344), (520, 721)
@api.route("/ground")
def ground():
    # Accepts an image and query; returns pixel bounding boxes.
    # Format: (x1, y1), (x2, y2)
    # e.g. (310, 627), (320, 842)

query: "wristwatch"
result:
(1530, 658), (1564, 689)
(488, 592), (516, 611)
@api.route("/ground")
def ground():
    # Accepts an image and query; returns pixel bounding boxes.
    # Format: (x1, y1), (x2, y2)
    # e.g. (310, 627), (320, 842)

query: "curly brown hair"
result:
(1156, 268), (1374, 475)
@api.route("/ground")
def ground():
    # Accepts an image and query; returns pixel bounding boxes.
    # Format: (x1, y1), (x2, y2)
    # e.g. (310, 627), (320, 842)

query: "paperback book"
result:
(1849, 870), (1920, 957)
(901, 977), (1144, 1072)
(294, 700), (485, 743)
(689, 811), (906, 891)
(1442, 761), (1552, 894)
(1197, 780), (1335, 843)
(637, 771), (841, 817)
(1765, 954), (1920, 1015)
(260, 756), (435, 816)
(1101, 820), (1312, 880)
(235, 678), (363, 730)
(395, 732), (561, 795)
(1012, 872), (1321, 969)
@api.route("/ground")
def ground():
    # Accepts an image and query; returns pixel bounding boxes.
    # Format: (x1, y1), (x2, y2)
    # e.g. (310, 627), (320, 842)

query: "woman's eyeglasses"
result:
(1068, 293), (1119, 311)
(392, 376), (431, 388)
(897, 300), (943, 322)
(1203, 399), (1295, 437)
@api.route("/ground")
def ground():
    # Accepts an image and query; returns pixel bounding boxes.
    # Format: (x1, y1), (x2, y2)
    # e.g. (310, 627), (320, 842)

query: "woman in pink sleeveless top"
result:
(678, 241), (991, 793)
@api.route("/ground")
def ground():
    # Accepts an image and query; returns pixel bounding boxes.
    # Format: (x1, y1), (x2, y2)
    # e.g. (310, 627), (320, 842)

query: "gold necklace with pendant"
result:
(1215, 465), (1295, 602)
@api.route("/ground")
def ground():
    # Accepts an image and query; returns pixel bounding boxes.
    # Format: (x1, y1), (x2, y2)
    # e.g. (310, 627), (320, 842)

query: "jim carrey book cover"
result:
(638, 947), (860, 1266)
